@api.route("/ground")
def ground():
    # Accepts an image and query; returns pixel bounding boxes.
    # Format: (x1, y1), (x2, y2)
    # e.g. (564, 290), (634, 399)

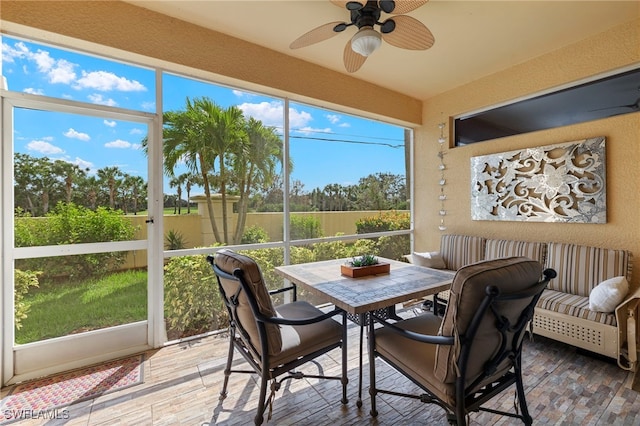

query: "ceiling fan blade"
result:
(343, 40), (367, 73)
(330, 0), (366, 10)
(386, 0), (428, 15)
(381, 15), (434, 50)
(290, 21), (346, 49)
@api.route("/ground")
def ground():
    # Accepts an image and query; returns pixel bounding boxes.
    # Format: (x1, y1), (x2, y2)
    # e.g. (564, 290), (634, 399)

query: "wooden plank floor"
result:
(2, 307), (640, 425)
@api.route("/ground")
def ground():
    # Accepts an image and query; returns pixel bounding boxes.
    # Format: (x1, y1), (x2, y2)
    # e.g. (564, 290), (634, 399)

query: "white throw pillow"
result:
(412, 251), (447, 269)
(589, 276), (629, 313)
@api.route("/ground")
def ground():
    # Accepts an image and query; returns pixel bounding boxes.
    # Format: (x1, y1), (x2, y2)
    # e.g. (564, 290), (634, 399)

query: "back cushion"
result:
(485, 239), (547, 265)
(434, 256), (543, 384)
(214, 249), (282, 356)
(440, 235), (486, 270)
(546, 242), (631, 297)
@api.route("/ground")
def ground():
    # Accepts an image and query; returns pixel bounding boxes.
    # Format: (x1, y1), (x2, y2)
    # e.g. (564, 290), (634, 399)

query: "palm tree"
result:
(168, 174), (185, 214)
(206, 103), (247, 243)
(97, 166), (123, 209)
(123, 175), (146, 214)
(182, 173), (195, 214)
(232, 117), (285, 244)
(83, 176), (100, 210)
(162, 97), (223, 242)
(54, 160), (87, 204)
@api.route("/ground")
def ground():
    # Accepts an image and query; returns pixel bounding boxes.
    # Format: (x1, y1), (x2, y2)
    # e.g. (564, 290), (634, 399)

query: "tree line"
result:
(14, 96), (407, 245)
(14, 153), (147, 216)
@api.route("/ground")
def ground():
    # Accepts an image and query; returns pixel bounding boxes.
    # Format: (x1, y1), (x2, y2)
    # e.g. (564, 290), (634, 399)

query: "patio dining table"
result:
(274, 257), (455, 407)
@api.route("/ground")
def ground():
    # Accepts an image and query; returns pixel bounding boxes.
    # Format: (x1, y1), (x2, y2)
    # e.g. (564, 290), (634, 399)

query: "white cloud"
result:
(27, 140), (64, 155)
(23, 87), (44, 95)
(326, 114), (341, 124)
(47, 59), (77, 84)
(105, 139), (132, 149)
(131, 143), (142, 150)
(75, 70), (146, 92)
(233, 89), (254, 98)
(130, 128), (144, 135)
(30, 49), (77, 84)
(104, 120), (117, 128)
(238, 101), (314, 130)
(238, 101), (284, 128)
(296, 126), (332, 136)
(141, 101), (155, 111)
(63, 128), (91, 141)
(338, 122), (351, 128)
(31, 49), (55, 73)
(289, 108), (314, 129)
(2, 41), (29, 63)
(64, 156), (94, 171)
(88, 93), (118, 106)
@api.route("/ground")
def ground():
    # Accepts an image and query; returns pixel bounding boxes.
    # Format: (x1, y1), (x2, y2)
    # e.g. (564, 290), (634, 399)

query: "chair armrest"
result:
(615, 286), (640, 370)
(269, 284), (297, 301)
(256, 306), (344, 327)
(371, 313), (455, 346)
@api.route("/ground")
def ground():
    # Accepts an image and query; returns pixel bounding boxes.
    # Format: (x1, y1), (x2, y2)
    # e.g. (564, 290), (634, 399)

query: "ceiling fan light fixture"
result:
(350, 26), (382, 57)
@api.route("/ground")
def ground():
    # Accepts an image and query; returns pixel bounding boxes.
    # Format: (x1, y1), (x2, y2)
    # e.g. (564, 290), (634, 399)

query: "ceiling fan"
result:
(290, 0), (434, 73)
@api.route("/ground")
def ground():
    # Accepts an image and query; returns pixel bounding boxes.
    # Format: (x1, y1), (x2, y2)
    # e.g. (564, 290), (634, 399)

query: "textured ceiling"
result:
(126, 1), (639, 100)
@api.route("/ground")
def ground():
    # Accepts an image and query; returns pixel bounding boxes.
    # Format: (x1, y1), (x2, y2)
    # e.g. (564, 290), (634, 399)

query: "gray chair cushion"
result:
(214, 249), (282, 357)
(435, 256), (543, 384)
(376, 257), (543, 406)
(271, 301), (343, 366)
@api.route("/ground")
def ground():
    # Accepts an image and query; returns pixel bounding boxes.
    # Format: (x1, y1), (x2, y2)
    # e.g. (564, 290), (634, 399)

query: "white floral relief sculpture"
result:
(470, 136), (606, 223)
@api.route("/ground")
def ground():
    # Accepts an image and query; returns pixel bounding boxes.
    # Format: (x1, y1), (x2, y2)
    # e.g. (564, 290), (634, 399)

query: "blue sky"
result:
(1, 35), (407, 194)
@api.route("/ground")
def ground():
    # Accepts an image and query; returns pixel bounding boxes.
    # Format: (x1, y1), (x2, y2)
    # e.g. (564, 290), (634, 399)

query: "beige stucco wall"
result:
(414, 18), (640, 289)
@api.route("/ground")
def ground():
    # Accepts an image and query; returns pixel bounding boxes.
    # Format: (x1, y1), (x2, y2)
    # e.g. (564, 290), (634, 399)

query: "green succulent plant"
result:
(349, 254), (379, 267)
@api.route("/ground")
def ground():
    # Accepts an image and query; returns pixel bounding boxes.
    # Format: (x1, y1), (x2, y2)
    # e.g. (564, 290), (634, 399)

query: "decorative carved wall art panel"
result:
(470, 137), (606, 223)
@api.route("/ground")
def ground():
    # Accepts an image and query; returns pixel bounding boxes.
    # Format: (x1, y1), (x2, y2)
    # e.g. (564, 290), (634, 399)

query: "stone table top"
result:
(275, 258), (455, 314)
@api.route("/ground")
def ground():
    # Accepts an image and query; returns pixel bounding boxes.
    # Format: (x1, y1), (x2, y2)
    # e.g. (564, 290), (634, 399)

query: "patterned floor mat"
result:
(0, 354), (144, 423)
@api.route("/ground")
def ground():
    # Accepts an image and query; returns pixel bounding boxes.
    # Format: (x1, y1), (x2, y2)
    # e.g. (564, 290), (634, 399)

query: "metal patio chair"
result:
(368, 256), (556, 425)
(207, 249), (348, 425)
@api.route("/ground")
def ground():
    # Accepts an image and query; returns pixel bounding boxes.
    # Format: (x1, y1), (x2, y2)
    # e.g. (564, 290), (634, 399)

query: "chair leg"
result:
(220, 334), (235, 400)
(454, 407), (467, 426)
(341, 313), (349, 404)
(254, 374), (269, 425)
(368, 320), (378, 417)
(515, 367), (533, 425)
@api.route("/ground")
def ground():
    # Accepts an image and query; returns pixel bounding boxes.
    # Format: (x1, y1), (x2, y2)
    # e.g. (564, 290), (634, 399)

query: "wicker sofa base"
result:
(533, 297), (639, 371)
(533, 308), (619, 360)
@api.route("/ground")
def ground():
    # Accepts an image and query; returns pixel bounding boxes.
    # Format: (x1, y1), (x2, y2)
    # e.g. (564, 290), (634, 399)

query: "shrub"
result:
(163, 254), (225, 337)
(15, 203), (136, 280)
(289, 215), (323, 240)
(355, 211), (410, 261)
(165, 229), (187, 250)
(355, 210), (410, 233)
(313, 237), (378, 261)
(14, 269), (40, 330)
(241, 225), (269, 244)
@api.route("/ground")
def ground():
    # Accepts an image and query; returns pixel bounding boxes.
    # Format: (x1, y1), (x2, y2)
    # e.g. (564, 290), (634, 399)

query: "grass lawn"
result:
(16, 270), (148, 344)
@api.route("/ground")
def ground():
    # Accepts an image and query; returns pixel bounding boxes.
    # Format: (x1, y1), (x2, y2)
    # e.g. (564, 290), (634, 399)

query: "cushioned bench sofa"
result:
(411, 234), (640, 371)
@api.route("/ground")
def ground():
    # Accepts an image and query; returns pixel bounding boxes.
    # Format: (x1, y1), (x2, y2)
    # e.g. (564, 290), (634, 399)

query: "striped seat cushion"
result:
(537, 289), (617, 326)
(439, 235), (486, 271)
(546, 242), (631, 297)
(485, 239), (547, 265)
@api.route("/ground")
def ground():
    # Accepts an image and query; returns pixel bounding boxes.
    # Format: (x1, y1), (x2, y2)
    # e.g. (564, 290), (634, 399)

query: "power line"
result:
(289, 135), (404, 149)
